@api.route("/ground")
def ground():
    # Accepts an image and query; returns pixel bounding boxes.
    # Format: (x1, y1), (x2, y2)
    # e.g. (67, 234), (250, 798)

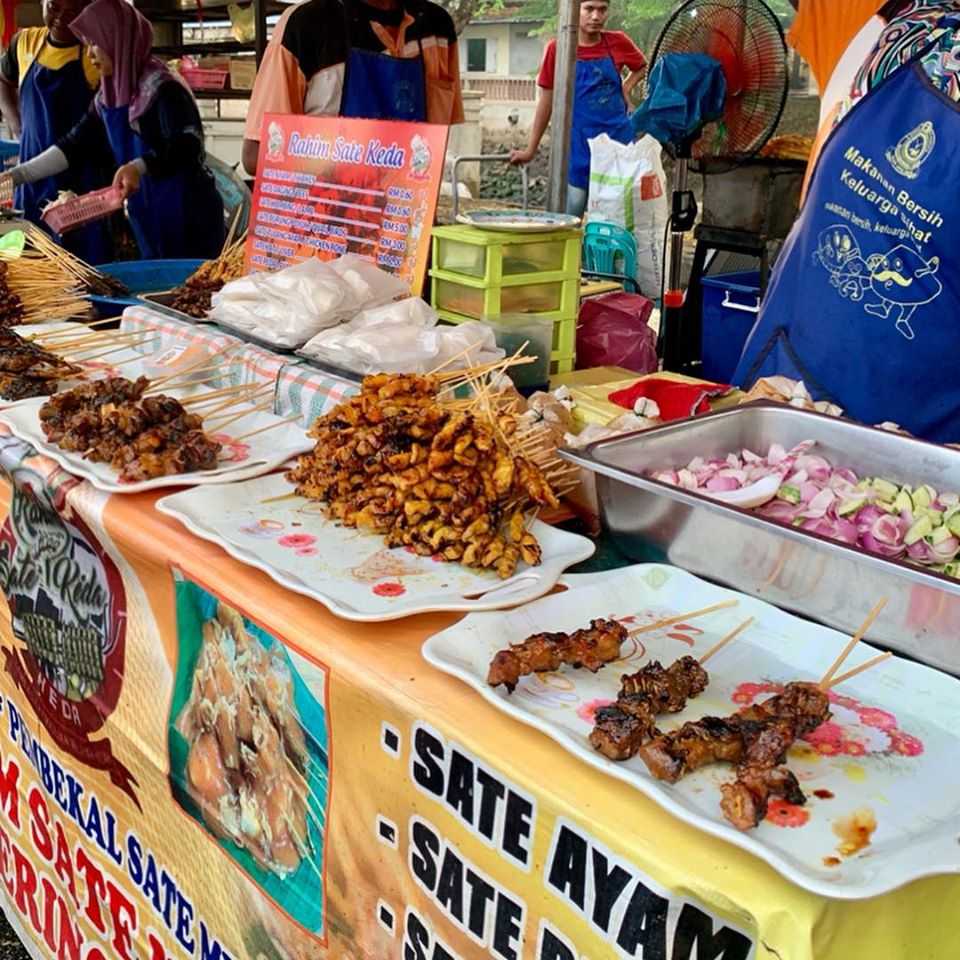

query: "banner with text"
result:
(0, 443), (947, 960)
(248, 114), (448, 293)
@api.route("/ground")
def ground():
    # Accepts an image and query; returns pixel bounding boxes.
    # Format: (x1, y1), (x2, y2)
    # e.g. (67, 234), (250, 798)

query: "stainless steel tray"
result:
(561, 402), (960, 676)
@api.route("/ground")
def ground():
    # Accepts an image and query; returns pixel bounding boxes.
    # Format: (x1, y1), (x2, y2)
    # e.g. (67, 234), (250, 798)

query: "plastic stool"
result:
(582, 221), (638, 287)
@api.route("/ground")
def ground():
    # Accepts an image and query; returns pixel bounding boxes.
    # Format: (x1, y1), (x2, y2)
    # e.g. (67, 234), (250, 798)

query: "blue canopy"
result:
(631, 53), (727, 147)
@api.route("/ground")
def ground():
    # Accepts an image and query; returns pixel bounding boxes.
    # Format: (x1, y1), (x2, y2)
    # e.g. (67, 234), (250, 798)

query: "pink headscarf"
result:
(70, 0), (192, 124)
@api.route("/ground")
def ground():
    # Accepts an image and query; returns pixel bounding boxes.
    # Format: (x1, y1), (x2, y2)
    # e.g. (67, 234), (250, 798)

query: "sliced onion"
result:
(706, 475), (741, 492)
(767, 443), (788, 465)
(871, 514), (903, 546)
(861, 532), (906, 559)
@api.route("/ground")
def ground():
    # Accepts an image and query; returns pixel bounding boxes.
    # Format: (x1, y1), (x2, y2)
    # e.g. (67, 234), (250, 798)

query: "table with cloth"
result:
(0, 309), (951, 960)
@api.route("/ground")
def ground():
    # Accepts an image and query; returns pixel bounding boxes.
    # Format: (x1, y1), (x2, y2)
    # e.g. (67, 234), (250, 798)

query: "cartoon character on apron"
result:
(17, 37), (111, 264)
(734, 22), (960, 443)
(569, 37), (635, 192)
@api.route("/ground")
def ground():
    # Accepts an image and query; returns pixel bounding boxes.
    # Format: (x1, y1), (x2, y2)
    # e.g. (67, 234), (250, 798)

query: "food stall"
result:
(0, 223), (952, 959)
(0, 6), (954, 953)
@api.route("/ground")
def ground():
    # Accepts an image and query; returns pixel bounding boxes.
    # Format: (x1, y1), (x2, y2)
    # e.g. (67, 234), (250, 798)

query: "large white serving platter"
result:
(0, 392), (311, 494)
(422, 564), (960, 899)
(156, 473), (596, 622)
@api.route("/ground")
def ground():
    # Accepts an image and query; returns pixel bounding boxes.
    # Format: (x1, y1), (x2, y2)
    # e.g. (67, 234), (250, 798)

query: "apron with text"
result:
(339, 3), (427, 122)
(733, 55), (960, 442)
(17, 42), (111, 264)
(569, 43), (634, 190)
(99, 101), (224, 261)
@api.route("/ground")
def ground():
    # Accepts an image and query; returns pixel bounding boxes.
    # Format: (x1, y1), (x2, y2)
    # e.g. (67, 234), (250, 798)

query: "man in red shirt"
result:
(510, 0), (645, 215)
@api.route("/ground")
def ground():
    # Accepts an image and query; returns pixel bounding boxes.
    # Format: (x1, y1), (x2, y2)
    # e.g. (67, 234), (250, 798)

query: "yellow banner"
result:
(0, 438), (951, 960)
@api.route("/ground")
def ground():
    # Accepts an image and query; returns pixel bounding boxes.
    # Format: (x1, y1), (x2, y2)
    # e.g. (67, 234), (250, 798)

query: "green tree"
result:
(515, 0), (794, 55)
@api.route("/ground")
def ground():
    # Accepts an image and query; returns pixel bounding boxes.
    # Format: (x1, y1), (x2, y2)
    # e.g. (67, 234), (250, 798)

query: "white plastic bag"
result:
(586, 133), (669, 299)
(210, 258), (347, 347)
(300, 299), (503, 375)
(327, 253), (409, 318)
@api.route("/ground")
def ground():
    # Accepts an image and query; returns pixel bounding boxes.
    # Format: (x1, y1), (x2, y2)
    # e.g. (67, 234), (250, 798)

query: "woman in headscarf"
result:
(1, 0), (225, 259)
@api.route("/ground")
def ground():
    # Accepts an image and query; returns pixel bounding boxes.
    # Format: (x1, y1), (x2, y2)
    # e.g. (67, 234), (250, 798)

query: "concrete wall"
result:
(508, 25), (545, 76)
(460, 22), (509, 76)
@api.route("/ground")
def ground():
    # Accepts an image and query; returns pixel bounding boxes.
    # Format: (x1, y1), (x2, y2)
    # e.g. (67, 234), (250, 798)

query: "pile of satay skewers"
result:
(487, 597), (893, 832)
(169, 232), (247, 318)
(0, 224), (133, 326)
(286, 345), (581, 580)
(9, 326), (295, 482)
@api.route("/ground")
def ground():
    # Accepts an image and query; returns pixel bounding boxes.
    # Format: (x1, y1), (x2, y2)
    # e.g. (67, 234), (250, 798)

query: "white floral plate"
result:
(422, 564), (960, 899)
(156, 473), (596, 622)
(0, 393), (312, 494)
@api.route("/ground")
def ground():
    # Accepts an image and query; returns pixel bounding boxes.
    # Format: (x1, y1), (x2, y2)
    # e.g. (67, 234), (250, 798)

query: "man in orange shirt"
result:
(242, 0), (464, 176)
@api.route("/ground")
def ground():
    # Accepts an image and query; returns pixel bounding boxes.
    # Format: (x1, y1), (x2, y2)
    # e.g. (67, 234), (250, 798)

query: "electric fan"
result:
(645, 0), (788, 369)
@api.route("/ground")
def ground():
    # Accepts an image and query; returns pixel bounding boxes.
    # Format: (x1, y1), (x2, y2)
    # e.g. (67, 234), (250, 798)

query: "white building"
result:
(458, 9), (547, 135)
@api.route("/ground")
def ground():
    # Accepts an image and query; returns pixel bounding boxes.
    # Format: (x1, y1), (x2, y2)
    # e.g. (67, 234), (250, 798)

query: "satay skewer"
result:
(699, 617), (755, 665)
(827, 651), (893, 688)
(205, 400), (273, 432)
(231, 414), (301, 443)
(628, 599), (739, 637)
(199, 385), (273, 419)
(819, 598), (888, 689)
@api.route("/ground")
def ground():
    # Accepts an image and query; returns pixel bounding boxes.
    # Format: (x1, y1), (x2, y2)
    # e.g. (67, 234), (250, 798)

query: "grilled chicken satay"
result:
(637, 683), (831, 784)
(486, 619), (627, 693)
(720, 763), (807, 831)
(590, 657), (710, 761)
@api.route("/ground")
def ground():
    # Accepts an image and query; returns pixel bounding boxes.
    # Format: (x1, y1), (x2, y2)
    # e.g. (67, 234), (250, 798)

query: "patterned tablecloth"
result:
(121, 304), (361, 425)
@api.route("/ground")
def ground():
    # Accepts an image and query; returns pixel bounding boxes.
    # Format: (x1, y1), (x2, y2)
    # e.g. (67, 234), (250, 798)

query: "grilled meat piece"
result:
(620, 656), (709, 712)
(487, 619), (627, 692)
(591, 657), (711, 763)
(589, 698), (658, 761)
(738, 682), (830, 736)
(638, 684), (831, 784)
(0, 375), (58, 400)
(720, 764), (807, 831)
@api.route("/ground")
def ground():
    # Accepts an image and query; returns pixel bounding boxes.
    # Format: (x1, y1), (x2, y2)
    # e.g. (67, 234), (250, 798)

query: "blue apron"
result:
(569, 43), (635, 190)
(339, 3), (427, 122)
(99, 100), (224, 260)
(17, 41), (111, 264)
(733, 49), (960, 443)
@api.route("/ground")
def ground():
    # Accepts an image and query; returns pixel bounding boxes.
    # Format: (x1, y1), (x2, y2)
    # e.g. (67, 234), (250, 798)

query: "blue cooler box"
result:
(700, 270), (762, 384)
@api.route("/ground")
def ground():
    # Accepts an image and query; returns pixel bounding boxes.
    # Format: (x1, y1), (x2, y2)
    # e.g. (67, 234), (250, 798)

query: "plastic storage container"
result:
(482, 315), (553, 392)
(432, 274), (580, 321)
(432, 224), (581, 284)
(700, 270), (761, 384)
(438, 307), (576, 376)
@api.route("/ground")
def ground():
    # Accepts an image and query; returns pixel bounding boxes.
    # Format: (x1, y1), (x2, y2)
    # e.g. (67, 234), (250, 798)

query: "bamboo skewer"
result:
(200, 389), (273, 421)
(70, 336), (154, 363)
(205, 401), (273, 432)
(178, 382), (265, 408)
(819, 599), (888, 689)
(231, 414), (301, 443)
(699, 617), (755, 665)
(827, 651), (893, 689)
(627, 599), (739, 637)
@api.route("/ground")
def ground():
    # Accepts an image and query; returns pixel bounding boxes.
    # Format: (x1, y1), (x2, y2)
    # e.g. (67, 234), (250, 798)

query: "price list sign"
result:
(247, 114), (449, 292)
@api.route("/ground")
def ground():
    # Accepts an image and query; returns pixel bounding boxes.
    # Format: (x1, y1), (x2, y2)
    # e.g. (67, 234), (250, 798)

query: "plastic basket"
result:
(701, 270), (761, 384)
(41, 186), (124, 235)
(181, 67), (229, 91)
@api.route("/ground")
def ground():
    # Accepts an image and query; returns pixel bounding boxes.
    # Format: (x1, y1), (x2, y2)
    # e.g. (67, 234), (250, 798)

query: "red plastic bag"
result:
(576, 292), (657, 373)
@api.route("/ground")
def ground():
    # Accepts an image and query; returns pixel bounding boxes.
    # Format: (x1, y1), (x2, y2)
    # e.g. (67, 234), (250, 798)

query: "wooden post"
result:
(254, 0), (268, 65)
(547, 0), (579, 213)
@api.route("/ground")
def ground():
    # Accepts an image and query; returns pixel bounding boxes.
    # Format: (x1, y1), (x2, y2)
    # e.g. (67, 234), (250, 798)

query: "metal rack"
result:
(142, 0), (280, 88)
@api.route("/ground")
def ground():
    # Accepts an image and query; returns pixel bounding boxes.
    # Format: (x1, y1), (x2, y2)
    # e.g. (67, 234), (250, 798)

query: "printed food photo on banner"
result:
(168, 573), (329, 934)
